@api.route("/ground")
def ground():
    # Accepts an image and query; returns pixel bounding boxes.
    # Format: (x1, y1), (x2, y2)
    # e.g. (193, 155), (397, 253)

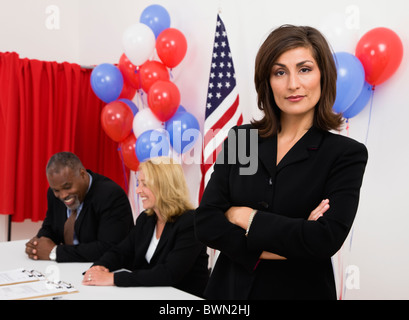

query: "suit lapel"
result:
(258, 135), (277, 178)
(257, 126), (324, 175)
(150, 221), (171, 262)
(72, 170), (95, 239)
(277, 126), (324, 172)
(73, 204), (85, 239)
(141, 215), (157, 250)
(130, 214), (156, 267)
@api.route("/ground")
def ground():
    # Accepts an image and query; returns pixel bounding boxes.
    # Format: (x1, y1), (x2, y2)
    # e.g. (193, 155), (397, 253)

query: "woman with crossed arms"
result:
(195, 25), (368, 299)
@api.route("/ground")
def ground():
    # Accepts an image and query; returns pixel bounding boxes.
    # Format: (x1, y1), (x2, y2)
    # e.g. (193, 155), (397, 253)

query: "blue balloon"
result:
(175, 105), (186, 114)
(91, 63), (123, 103)
(135, 129), (170, 162)
(165, 111), (200, 154)
(118, 98), (139, 116)
(332, 52), (365, 114)
(140, 5), (171, 39)
(343, 81), (372, 118)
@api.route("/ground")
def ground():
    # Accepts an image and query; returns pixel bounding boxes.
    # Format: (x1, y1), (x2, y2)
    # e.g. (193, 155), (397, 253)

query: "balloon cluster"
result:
(90, 5), (200, 171)
(333, 27), (403, 119)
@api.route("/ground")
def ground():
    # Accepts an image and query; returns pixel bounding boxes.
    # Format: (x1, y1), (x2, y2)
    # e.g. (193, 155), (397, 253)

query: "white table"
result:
(0, 240), (201, 300)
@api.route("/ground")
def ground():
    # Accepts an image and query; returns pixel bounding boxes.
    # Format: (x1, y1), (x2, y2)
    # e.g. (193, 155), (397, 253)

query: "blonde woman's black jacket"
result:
(195, 124), (368, 299)
(94, 210), (209, 298)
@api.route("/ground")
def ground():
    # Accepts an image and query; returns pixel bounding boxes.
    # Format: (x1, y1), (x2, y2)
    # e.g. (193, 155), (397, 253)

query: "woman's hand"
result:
(308, 199), (330, 221)
(260, 251), (286, 260)
(224, 206), (253, 229)
(82, 266), (114, 286)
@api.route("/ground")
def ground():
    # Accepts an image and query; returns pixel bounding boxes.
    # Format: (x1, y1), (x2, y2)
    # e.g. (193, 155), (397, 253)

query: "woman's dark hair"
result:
(252, 25), (343, 137)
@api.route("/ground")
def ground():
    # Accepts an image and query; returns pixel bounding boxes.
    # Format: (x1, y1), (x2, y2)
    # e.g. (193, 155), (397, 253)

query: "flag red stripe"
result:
(203, 95), (239, 147)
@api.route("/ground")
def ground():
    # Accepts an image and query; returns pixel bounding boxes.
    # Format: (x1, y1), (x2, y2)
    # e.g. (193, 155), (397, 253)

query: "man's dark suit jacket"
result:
(195, 124), (368, 299)
(37, 170), (134, 262)
(93, 210), (209, 298)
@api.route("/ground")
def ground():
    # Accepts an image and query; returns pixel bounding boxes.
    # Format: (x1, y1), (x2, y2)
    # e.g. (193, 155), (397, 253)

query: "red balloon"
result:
(119, 134), (140, 171)
(355, 27), (403, 86)
(118, 53), (141, 89)
(101, 101), (134, 142)
(148, 80), (180, 122)
(139, 60), (170, 93)
(156, 28), (187, 68)
(118, 79), (137, 100)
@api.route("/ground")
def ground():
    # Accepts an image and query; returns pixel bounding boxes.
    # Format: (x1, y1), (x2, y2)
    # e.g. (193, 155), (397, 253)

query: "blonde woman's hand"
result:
(82, 266), (114, 286)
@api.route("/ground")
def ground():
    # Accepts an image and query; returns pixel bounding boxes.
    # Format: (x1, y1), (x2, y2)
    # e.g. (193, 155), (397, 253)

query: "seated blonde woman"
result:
(83, 157), (209, 297)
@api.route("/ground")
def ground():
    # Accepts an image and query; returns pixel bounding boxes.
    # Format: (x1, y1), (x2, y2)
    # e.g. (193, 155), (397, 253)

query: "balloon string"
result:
(338, 246), (344, 300)
(349, 227), (354, 252)
(365, 86), (375, 145)
(346, 119), (350, 137)
(137, 90), (145, 109)
(341, 85), (375, 299)
(137, 90), (142, 109)
(117, 144), (129, 192)
(335, 86), (375, 300)
(135, 67), (145, 110)
(135, 171), (140, 218)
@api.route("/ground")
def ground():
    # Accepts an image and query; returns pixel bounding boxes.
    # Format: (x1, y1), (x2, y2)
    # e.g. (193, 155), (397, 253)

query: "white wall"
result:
(0, 0), (408, 299)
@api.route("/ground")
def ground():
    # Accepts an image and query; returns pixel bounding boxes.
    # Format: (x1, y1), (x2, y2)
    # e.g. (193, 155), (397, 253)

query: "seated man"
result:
(25, 152), (134, 262)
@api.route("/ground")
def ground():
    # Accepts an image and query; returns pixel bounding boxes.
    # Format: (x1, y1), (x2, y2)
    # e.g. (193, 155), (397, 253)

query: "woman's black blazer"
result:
(195, 124), (368, 299)
(94, 210), (209, 298)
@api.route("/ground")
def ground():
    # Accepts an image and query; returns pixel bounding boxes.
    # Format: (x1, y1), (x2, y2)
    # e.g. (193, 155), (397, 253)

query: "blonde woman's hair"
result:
(139, 157), (194, 222)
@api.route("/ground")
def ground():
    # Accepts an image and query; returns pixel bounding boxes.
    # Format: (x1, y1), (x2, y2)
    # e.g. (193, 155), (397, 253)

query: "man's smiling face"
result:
(47, 166), (89, 210)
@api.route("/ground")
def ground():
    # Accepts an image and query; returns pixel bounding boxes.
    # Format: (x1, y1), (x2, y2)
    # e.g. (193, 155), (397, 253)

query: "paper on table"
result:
(0, 268), (78, 300)
(0, 279), (78, 300)
(0, 268), (45, 286)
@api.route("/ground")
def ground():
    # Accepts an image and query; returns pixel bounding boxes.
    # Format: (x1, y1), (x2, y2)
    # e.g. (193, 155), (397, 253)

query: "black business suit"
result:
(195, 124), (368, 299)
(37, 170), (134, 262)
(93, 210), (209, 298)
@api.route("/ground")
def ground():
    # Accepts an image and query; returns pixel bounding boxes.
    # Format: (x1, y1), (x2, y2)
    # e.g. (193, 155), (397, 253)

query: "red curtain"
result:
(0, 52), (129, 222)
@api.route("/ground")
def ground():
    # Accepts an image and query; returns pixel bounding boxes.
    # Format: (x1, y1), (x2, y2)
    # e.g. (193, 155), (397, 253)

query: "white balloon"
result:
(133, 108), (164, 138)
(122, 23), (156, 66)
(318, 13), (359, 53)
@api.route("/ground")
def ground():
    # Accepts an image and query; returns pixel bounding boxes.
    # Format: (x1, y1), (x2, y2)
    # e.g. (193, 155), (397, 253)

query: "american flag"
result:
(199, 14), (243, 202)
